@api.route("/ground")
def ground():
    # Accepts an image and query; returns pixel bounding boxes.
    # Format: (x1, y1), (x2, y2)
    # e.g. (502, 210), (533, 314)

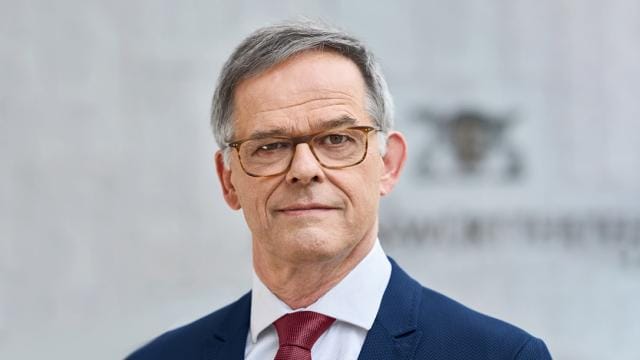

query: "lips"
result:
(276, 203), (340, 214)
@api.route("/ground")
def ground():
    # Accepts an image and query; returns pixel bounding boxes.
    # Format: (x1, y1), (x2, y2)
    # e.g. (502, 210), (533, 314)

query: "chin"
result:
(277, 226), (354, 263)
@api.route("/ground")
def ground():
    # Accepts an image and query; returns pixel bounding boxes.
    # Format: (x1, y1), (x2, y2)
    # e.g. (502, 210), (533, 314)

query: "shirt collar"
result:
(249, 238), (391, 343)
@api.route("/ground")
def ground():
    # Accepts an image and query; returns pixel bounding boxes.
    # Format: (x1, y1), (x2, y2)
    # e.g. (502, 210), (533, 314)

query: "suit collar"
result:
(358, 257), (423, 360)
(203, 257), (423, 360)
(249, 238), (391, 342)
(204, 291), (251, 360)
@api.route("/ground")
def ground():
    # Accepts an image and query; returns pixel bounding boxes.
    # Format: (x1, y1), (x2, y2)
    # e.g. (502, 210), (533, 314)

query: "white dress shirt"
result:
(245, 239), (392, 360)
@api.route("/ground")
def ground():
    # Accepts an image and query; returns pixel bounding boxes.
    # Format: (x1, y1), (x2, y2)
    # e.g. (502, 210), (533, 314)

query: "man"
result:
(128, 21), (552, 359)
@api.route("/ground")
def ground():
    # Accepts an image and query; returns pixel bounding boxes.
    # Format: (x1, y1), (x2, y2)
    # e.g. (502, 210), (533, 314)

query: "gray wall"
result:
(2, 1), (639, 359)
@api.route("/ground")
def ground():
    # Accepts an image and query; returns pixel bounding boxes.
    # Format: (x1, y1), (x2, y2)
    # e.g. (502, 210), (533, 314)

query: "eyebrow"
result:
(247, 115), (358, 140)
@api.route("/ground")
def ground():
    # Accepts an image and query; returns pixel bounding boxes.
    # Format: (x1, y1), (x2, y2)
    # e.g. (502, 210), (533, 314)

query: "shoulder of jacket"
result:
(125, 291), (251, 359)
(416, 286), (549, 358)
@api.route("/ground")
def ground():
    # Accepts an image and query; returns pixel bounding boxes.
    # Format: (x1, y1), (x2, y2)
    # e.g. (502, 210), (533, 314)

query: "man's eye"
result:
(257, 142), (290, 152)
(320, 134), (352, 145)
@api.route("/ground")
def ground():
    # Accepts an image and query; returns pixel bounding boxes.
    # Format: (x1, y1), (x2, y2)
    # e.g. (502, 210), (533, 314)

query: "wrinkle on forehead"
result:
(253, 90), (359, 115)
(232, 50), (369, 139)
(241, 115), (358, 141)
(240, 102), (361, 137)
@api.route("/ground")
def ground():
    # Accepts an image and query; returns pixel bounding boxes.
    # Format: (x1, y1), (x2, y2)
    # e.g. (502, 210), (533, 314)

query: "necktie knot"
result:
(273, 311), (335, 359)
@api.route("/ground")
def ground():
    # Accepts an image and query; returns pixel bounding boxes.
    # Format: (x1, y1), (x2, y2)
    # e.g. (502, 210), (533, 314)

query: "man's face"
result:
(218, 51), (388, 266)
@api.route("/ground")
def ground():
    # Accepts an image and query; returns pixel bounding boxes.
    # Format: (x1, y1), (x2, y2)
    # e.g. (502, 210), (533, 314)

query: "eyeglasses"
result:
(227, 126), (379, 177)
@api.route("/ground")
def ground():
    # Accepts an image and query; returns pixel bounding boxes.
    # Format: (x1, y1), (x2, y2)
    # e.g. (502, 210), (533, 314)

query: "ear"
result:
(215, 150), (241, 210)
(379, 131), (407, 196)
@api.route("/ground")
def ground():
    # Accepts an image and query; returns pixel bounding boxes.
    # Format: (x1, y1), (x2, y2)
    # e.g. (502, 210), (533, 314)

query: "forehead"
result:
(232, 50), (370, 138)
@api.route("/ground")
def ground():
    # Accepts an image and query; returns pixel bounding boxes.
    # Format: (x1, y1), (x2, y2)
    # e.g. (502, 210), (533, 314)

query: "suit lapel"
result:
(203, 292), (251, 360)
(203, 259), (423, 360)
(358, 258), (423, 360)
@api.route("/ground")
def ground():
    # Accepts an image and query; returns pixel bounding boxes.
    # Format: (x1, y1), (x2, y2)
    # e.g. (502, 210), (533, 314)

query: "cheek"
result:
(231, 175), (270, 222)
(243, 180), (284, 219)
(238, 191), (271, 236)
(343, 170), (381, 215)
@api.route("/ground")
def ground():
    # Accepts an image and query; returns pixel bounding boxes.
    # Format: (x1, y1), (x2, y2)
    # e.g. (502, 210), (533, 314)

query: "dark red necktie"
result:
(273, 311), (336, 360)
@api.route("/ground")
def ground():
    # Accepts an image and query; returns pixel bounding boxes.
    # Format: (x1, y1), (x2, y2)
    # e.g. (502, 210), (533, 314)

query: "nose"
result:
(285, 143), (325, 185)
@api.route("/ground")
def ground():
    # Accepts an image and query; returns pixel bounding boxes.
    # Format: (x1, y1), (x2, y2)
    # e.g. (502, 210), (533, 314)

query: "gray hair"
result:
(211, 20), (395, 159)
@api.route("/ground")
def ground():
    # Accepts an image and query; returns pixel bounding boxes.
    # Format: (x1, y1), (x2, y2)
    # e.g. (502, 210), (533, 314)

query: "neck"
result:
(253, 230), (377, 309)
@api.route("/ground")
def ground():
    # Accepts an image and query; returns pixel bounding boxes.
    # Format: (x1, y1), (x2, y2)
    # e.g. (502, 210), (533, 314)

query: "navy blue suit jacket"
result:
(127, 258), (551, 359)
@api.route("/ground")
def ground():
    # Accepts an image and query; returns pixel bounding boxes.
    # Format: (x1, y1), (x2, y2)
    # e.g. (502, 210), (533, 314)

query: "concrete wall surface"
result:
(2, 1), (639, 359)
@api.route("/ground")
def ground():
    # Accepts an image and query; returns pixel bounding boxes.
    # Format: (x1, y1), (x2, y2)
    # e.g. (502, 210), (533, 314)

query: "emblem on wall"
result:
(414, 108), (524, 182)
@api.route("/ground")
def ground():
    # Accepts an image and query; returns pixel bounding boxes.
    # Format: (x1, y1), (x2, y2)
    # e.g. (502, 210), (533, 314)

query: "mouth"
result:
(275, 203), (340, 216)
